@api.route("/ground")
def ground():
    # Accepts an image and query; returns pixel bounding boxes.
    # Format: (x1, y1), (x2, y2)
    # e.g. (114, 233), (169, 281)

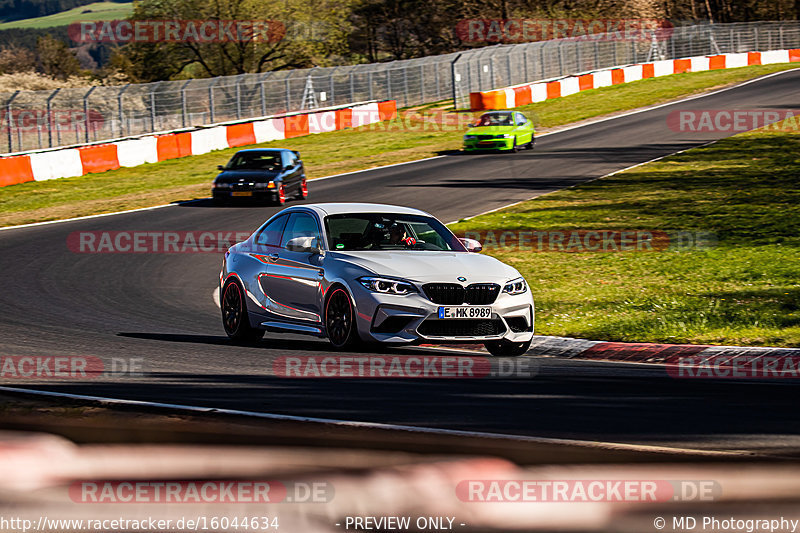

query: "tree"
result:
(117, 0), (354, 81)
(0, 44), (36, 73)
(36, 35), (82, 79)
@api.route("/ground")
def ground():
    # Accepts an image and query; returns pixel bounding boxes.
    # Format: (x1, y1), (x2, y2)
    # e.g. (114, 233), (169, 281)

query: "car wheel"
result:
(297, 178), (308, 200)
(275, 183), (286, 205)
(221, 279), (264, 343)
(325, 286), (360, 349)
(526, 136), (535, 150)
(484, 338), (531, 356)
(213, 195), (229, 206)
(511, 137), (519, 152)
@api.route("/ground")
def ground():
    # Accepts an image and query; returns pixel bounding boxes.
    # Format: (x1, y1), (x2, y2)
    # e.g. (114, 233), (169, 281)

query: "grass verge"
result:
(448, 120), (800, 347)
(0, 1), (133, 29)
(0, 62), (798, 227)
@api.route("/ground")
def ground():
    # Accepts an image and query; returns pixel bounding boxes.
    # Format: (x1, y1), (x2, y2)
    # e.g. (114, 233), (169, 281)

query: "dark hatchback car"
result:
(212, 148), (308, 205)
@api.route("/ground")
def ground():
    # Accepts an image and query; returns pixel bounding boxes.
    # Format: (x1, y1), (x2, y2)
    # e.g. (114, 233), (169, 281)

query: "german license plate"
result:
(438, 306), (492, 319)
(231, 191), (252, 197)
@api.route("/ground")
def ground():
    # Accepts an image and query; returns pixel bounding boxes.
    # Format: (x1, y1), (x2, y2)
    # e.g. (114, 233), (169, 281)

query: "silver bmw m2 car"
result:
(219, 203), (534, 356)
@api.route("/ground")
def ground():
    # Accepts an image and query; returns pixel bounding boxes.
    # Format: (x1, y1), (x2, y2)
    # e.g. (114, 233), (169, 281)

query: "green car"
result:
(463, 111), (535, 152)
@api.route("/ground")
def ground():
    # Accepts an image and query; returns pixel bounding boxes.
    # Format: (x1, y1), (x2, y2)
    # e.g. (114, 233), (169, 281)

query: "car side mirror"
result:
(459, 238), (482, 253)
(286, 236), (320, 254)
(467, 124), (475, 128)
(217, 165), (225, 170)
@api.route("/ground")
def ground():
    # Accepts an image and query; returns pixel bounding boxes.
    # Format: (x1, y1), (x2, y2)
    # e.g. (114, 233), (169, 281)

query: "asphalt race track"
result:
(1, 69), (799, 454)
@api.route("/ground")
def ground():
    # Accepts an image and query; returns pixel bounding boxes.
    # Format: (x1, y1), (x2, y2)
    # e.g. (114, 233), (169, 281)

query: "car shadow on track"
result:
(117, 332), (460, 357)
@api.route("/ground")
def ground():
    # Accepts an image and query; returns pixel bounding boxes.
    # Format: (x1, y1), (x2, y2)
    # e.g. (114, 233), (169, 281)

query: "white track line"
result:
(0, 385), (749, 457)
(2, 67), (797, 234)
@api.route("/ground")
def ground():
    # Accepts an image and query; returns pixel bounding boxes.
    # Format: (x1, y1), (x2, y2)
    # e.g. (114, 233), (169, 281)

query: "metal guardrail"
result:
(1, 21), (798, 155)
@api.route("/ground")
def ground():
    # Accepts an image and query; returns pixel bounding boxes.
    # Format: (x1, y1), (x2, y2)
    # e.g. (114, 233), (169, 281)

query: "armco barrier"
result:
(0, 100), (397, 188)
(469, 49), (800, 110)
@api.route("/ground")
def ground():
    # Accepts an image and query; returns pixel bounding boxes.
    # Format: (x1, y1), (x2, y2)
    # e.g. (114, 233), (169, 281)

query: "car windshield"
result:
(476, 113), (513, 126)
(226, 152), (282, 171)
(325, 213), (466, 252)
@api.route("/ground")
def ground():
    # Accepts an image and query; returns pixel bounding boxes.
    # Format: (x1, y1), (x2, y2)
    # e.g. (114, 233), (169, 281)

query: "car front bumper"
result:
(212, 188), (279, 200)
(463, 138), (515, 151)
(350, 284), (534, 344)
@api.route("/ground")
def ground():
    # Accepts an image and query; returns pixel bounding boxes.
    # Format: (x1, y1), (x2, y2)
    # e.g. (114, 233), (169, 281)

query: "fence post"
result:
(117, 84), (132, 138)
(403, 65), (409, 106)
(209, 78), (219, 123)
(368, 70), (373, 100)
(83, 86), (97, 143)
(260, 72), (270, 116)
(329, 67), (336, 105)
(524, 46), (530, 82)
(594, 41), (600, 70)
(180, 80), (191, 128)
(557, 43), (564, 75)
(46, 88), (60, 148)
(450, 53), (462, 110)
(419, 63), (424, 102)
(284, 78), (291, 112)
(349, 71), (355, 103)
(435, 63), (441, 99)
(6, 90), (19, 153)
(235, 76), (243, 119)
(539, 44), (545, 78)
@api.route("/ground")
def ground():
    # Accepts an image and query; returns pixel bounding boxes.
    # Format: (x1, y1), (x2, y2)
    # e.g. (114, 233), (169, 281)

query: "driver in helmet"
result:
(388, 222), (416, 247)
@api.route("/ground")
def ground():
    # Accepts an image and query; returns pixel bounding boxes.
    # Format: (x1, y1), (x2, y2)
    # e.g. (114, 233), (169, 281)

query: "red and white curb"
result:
(470, 48), (800, 110)
(528, 335), (800, 375)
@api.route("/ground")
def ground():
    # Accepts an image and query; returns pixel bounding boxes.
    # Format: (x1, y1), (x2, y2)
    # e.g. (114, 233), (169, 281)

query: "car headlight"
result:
(503, 277), (527, 295)
(214, 182), (231, 189)
(464, 135), (476, 140)
(498, 134), (512, 138)
(358, 277), (417, 295)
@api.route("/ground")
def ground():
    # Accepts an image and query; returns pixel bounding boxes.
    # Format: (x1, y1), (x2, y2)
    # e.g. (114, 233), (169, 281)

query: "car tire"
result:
(213, 195), (229, 206)
(511, 137), (519, 152)
(484, 338), (531, 357)
(275, 183), (286, 206)
(325, 286), (360, 349)
(297, 178), (308, 200)
(526, 136), (535, 150)
(221, 279), (264, 343)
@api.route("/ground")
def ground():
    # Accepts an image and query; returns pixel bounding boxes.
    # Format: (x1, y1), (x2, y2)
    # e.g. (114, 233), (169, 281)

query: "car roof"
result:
(482, 111), (513, 115)
(286, 203), (432, 217)
(234, 148), (291, 154)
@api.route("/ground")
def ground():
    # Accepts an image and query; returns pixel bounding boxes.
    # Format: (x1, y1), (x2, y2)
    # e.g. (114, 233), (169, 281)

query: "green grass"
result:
(0, 1), (133, 30)
(0, 62), (798, 227)
(449, 123), (800, 347)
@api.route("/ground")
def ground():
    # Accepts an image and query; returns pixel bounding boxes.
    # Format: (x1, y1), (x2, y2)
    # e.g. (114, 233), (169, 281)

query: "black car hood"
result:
(215, 170), (281, 183)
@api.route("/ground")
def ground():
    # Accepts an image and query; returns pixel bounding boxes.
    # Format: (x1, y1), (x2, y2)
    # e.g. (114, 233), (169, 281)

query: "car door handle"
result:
(269, 254), (279, 261)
